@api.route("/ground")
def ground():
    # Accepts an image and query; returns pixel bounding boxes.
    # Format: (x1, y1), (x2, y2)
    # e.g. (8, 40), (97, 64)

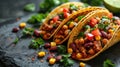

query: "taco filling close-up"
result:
(67, 10), (120, 61)
(39, 2), (85, 40)
(53, 7), (107, 44)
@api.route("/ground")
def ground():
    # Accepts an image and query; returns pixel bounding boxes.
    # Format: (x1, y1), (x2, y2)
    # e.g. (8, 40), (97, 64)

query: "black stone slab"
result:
(0, 14), (120, 67)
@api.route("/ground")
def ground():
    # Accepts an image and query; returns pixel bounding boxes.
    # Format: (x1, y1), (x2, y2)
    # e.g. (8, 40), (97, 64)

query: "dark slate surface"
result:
(0, 0), (120, 67)
(0, 13), (120, 67)
(0, 0), (41, 23)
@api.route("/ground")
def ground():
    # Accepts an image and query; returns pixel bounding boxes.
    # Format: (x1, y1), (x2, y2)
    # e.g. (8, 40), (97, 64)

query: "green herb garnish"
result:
(98, 23), (105, 29)
(103, 59), (115, 67)
(57, 45), (66, 54)
(22, 27), (34, 36)
(78, 15), (85, 20)
(39, 0), (68, 12)
(13, 37), (19, 44)
(70, 4), (78, 11)
(84, 25), (90, 30)
(29, 38), (44, 49)
(60, 54), (74, 67)
(81, 0), (103, 6)
(24, 3), (35, 12)
(78, 32), (84, 38)
(27, 13), (48, 24)
(66, 21), (71, 26)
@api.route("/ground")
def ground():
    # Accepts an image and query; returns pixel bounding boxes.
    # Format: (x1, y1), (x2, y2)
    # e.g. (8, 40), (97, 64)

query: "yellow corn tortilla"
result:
(39, 2), (85, 39)
(53, 7), (108, 44)
(67, 10), (120, 61)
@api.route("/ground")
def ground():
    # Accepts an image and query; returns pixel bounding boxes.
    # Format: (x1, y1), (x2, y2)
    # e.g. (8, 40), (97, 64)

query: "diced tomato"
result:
(116, 20), (120, 25)
(86, 33), (94, 40)
(91, 28), (101, 36)
(89, 18), (98, 27)
(52, 16), (59, 22)
(108, 13), (113, 19)
(64, 12), (70, 18)
(63, 8), (69, 13)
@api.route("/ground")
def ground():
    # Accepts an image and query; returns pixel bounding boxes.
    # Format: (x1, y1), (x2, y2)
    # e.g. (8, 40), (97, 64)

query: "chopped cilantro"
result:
(78, 15), (85, 20)
(57, 45), (66, 54)
(13, 37), (19, 44)
(27, 13), (48, 24)
(78, 32), (84, 38)
(103, 59), (115, 67)
(60, 54), (74, 67)
(39, 0), (68, 12)
(29, 38), (44, 49)
(70, 4), (78, 11)
(24, 3), (35, 12)
(22, 27), (34, 36)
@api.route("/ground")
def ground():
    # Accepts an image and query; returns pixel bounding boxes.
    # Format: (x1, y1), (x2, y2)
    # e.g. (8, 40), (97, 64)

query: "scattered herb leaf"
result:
(60, 54), (74, 67)
(29, 38), (44, 49)
(81, 0), (103, 6)
(39, 0), (68, 12)
(103, 59), (115, 67)
(24, 3), (35, 12)
(27, 13), (48, 24)
(13, 37), (19, 44)
(22, 27), (34, 36)
(57, 45), (66, 54)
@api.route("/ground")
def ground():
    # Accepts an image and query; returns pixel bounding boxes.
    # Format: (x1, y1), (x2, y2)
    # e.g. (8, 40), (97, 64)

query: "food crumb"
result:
(40, 60), (44, 63)
(31, 57), (35, 61)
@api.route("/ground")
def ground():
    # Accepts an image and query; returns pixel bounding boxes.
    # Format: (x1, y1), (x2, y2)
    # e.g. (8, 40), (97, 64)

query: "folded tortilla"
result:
(67, 10), (120, 61)
(39, 2), (85, 40)
(53, 7), (107, 44)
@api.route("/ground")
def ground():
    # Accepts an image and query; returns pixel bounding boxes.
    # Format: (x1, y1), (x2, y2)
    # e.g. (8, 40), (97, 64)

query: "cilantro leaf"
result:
(78, 15), (85, 20)
(60, 54), (74, 67)
(24, 3), (35, 12)
(27, 13), (48, 24)
(78, 32), (84, 38)
(57, 45), (66, 54)
(81, 0), (103, 6)
(13, 37), (19, 44)
(103, 59), (115, 67)
(29, 38), (44, 49)
(39, 0), (68, 12)
(70, 4), (78, 11)
(22, 27), (34, 36)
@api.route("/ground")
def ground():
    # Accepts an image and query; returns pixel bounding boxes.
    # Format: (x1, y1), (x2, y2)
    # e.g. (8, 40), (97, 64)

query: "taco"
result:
(67, 10), (120, 61)
(39, 2), (85, 40)
(53, 7), (107, 44)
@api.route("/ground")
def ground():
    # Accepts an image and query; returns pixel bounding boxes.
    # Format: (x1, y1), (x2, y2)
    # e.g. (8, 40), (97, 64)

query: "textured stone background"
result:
(0, 0), (120, 67)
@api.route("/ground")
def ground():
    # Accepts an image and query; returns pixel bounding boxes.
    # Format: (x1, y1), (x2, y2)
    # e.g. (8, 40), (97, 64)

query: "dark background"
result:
(0, 0), (120, 67)
(0, 0), (42, 23)
(0, 0), (77, 23)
